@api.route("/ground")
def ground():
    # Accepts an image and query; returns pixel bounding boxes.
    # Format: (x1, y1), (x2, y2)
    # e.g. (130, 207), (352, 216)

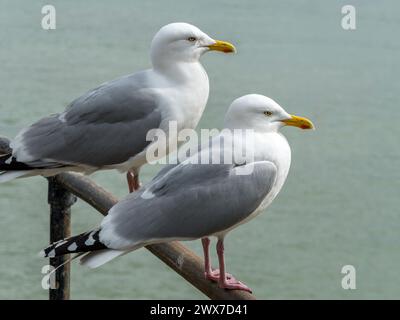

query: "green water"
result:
(0, 0), (399, 299)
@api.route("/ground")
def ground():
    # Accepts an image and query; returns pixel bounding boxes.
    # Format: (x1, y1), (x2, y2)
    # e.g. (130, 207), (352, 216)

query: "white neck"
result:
(148, 59), (209, 136)
(152, 60), (207, 85)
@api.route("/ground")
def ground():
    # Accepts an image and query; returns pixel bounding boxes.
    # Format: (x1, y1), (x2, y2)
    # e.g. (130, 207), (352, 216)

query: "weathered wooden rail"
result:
(47, 172), (256, 300)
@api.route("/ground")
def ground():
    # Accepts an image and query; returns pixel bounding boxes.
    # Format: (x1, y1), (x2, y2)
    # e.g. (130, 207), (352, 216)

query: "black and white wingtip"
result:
(40, 228), (107, 258)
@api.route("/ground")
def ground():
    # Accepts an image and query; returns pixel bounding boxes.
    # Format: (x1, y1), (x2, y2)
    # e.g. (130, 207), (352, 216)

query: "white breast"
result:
(227, 132), (291, 233)
(213, 131), (292, 239)
(254, 132), (291, 211)
(163, 63), (209, 130)
(113, 63), (210, 172)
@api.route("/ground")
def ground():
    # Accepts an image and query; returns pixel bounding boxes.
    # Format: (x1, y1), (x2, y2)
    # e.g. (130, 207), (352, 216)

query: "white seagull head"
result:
(150, 22), (236, 67)
(224, 94), (314, 132)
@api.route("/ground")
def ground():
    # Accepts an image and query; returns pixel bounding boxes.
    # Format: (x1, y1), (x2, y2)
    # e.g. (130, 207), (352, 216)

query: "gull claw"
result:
(205, 269), (252, 293)
(219, 278), (252, 293)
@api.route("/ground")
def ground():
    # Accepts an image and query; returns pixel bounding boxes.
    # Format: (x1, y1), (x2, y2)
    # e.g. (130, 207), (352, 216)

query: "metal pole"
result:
(47, 176), (76, 300)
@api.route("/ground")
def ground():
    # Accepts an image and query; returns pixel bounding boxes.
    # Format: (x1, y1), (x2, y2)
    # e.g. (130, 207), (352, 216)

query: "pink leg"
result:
(202, 237), (232, 282)
(126, 170), (141, 193)
(202, 238), (213, 276)
(215, 238), (252, 293)
(126, 172), (135, 193)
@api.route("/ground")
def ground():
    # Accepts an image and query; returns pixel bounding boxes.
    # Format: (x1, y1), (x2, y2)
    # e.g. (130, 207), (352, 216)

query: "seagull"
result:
(0, 22), (235, 192)
(40, 94), (314, 293)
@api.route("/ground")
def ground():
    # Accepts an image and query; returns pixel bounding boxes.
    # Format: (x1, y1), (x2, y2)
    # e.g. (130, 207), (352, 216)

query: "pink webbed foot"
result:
(205, 269), (233, 282)
(219, 277), (252, 293)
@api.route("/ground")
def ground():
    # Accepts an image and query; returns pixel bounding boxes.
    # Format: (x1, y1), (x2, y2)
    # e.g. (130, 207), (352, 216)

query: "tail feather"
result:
(40, 228), (107, 258)
(44, 252), (86, 278)
(0, 154), (34, 183)
(0, 138), (69, 180)
(0, 170), (31, 182)
(79, 249), (129, 268)
(0, 154), (34, 171)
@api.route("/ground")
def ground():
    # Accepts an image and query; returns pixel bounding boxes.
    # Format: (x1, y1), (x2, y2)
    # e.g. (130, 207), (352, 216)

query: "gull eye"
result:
(187, 37), (197, 42)
(264, 111), (273, 117)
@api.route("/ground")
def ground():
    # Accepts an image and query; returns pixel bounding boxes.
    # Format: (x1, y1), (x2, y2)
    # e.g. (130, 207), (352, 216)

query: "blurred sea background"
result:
(0, 0), (399, 299)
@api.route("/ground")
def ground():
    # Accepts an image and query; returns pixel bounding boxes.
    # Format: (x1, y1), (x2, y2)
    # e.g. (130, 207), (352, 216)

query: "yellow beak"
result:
(207, 40), (236, 53)
(282, 115), (315, 130)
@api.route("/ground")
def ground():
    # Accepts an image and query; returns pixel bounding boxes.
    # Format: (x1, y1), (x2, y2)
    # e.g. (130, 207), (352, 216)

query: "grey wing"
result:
(100, 161), (277, 249)
(11, 72), (162, 167)
(149, 137), (213, 182)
